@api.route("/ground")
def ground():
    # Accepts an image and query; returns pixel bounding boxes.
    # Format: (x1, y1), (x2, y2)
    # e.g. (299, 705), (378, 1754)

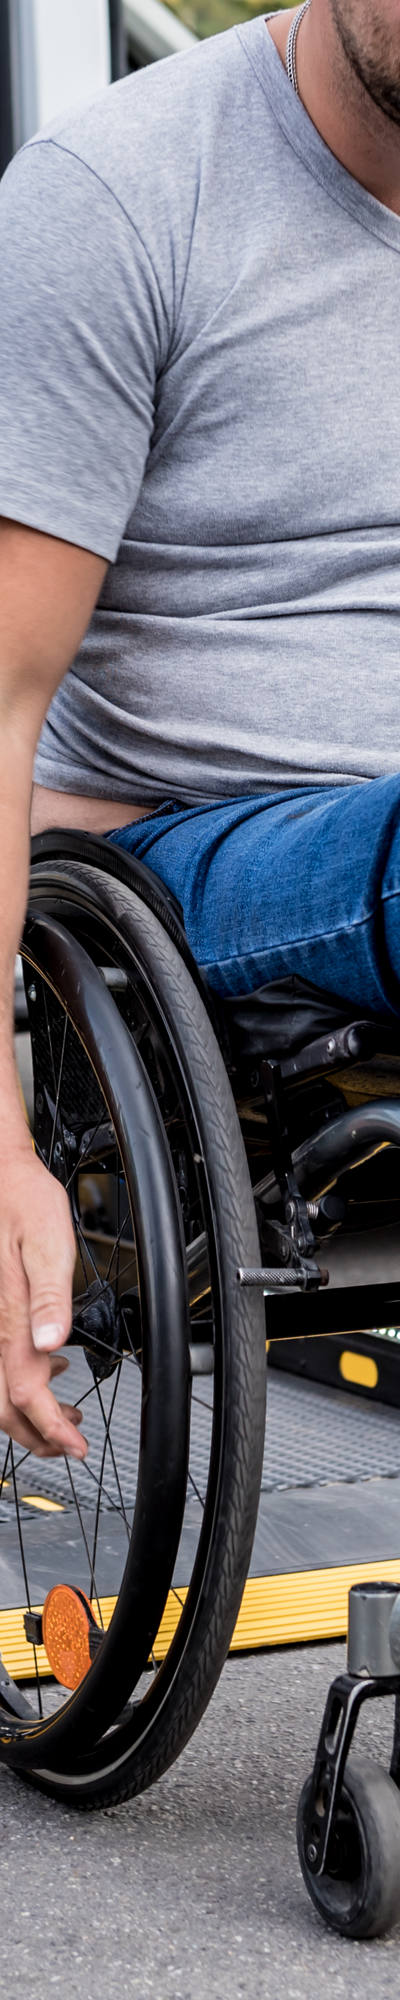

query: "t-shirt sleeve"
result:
(0, 138), (169, 562)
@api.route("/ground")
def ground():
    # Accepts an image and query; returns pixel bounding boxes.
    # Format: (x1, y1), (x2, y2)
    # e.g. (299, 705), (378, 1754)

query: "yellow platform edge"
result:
(3, 1557), (400, 1681)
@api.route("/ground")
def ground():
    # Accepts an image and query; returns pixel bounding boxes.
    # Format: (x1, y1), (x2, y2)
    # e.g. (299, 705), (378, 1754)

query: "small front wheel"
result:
(297, 1756), (400, 1939)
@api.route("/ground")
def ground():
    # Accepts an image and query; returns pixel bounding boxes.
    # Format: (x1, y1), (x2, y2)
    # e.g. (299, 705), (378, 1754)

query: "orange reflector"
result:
(42, 1585), (95, 1690)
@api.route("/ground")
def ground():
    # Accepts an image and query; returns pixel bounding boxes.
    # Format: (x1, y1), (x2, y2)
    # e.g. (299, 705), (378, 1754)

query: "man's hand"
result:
(0, 1139), (88, 1459)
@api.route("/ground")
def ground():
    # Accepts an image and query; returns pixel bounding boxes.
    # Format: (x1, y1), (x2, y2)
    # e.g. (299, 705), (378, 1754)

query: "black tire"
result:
(297, 1756), (400, 1939)
(2, 915), (190, 1764)
(20, 852), (267, 1807)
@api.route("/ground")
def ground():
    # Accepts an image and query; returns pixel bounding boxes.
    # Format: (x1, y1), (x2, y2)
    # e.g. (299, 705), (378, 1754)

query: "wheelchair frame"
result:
(30, 824), (400, 1338)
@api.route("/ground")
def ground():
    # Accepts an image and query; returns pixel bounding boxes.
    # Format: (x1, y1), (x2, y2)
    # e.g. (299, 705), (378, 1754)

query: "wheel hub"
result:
(72, 1279), (124, 1381)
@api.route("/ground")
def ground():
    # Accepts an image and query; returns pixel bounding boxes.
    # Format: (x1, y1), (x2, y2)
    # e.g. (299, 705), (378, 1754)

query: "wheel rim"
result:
(10, 856), (263, 1793)
(2, 916), (190, 1767)
(4, 881), (240, 1783)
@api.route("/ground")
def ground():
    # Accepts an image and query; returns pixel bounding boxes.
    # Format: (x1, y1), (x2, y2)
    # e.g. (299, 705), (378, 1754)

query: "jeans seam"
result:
(199, 903), (380, 974)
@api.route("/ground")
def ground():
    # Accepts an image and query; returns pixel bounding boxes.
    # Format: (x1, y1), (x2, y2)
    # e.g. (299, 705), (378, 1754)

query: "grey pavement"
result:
(1, 1641), (400, 1999)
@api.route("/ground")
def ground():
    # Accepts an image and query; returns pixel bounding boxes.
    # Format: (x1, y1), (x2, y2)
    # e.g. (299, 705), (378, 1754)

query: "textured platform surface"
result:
(1, 1361), (400, 1660)
(3, 1352), (400, 1510)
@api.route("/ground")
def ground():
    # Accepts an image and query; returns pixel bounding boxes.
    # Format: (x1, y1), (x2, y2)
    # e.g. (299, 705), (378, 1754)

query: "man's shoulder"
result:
(25, 21), (245, 190)
(12, 20), (261, 264)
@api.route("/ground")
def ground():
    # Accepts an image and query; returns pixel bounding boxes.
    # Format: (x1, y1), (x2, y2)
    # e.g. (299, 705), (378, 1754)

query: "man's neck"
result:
(266, 4), (400, 216)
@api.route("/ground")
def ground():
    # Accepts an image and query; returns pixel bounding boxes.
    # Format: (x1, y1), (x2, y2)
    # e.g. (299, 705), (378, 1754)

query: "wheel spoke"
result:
(74, 1218), (138, 1315)
(90, 1366), (126, 1592)
(93, 1375), (130, 1537)
(120, 1303), (142, 1369)
(63, 1456), (104, 1628)
(170, 1584), (185, 1610)
(103, 1210), (130, 1288)
(79, 1450), (134, 1525)
(0, 1439), (11, 1499)
(187, 1469), (205, 1510)
(74, 1214), (106, 1289)
(47, 1013), (68, 1173)
(10, 1443), (42, 1717)
(106, 1152), (122, 1297)
(41, 988), (71, 1185)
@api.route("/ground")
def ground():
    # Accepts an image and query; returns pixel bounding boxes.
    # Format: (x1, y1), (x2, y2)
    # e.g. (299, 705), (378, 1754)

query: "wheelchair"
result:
(3, 824), (400, 1939)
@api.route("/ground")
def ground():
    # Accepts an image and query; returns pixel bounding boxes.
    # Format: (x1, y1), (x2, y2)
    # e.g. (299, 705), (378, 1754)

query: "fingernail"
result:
(32, 1323), (65, 1351)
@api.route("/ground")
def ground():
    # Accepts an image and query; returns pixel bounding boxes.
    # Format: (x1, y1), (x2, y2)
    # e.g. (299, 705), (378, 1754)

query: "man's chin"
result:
(363, 78), (400, 126)
(330, 0), (400, 128)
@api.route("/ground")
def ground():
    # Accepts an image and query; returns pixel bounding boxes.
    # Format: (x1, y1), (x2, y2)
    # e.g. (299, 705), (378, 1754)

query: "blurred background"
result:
(0, 0), (293, 176)
(124, 0), (292, 57)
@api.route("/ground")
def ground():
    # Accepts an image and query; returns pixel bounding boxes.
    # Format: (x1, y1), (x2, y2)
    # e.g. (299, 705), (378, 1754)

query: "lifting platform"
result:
(1, 1350), (400, 1680)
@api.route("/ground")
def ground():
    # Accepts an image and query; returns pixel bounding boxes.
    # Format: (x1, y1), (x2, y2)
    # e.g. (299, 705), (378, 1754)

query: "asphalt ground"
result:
(1, 1640), (400, 1999)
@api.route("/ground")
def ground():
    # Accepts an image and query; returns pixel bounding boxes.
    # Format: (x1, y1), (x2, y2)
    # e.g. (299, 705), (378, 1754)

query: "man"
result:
(0, 0), (399, 1456)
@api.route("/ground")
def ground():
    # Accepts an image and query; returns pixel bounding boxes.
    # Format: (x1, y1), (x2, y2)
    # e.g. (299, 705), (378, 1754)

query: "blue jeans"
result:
(107, 776), (400, 1021)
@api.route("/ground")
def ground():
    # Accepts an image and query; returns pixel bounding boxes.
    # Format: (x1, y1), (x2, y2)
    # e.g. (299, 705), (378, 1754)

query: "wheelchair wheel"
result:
(10, 853), (266, 1807)
(2, 913), (190, 1778)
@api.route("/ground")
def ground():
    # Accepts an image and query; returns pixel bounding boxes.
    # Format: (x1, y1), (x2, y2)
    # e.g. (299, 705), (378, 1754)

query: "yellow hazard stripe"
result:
(3, 1558), (400, 1682)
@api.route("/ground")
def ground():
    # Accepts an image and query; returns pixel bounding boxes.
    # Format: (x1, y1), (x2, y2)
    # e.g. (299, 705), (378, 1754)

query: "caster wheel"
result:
(297, 1756), (400, 1939)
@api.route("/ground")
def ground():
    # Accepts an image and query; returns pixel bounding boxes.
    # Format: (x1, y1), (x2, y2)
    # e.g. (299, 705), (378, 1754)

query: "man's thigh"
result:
(107, 776), (400, 1019)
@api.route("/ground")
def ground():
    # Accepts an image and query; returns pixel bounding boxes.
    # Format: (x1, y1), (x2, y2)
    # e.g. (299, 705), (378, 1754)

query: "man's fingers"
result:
(11, 1378), (87, 1458)
(5, 1330), (87, 1460)
(55, 1404), (83, 1427)
(22, 1198), (76, 1353)
(0, 1151), (82, 1456)
(0, 1358), (71, 1458)
(0, 1168), (75, 1355)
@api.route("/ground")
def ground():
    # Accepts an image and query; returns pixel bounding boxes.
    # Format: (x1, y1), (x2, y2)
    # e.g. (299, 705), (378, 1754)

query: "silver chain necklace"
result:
(286, 0), (311, 96)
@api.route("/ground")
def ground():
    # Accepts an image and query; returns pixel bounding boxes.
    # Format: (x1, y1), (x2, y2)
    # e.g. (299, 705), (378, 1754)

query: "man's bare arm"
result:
(0, 519), (107, 1456)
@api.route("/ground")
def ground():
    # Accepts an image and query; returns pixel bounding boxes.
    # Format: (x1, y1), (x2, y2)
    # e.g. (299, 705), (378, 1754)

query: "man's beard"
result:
(329, 0), (400, 126)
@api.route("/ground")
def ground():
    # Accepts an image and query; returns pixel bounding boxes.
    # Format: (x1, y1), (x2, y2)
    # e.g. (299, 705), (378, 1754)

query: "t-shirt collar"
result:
(235, 10), (400, 254)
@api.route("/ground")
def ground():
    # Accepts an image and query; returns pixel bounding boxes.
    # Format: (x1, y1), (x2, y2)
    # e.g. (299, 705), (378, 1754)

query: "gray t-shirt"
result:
(0, 11), (400, 803)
